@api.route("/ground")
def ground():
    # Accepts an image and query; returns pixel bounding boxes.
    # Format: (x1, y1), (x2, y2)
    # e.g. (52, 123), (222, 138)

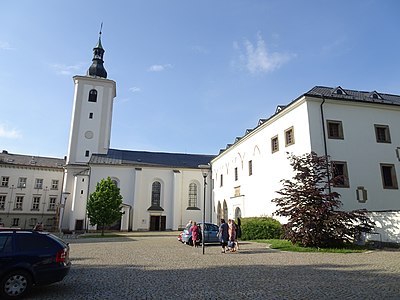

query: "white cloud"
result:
(234, 33), (295, 74)
(0, 41), (13, 50)
(129, 87), (141, 93)
(0, 124), (22, 139)
(147, 64), (173, 72)
(50, 63), (84, 75)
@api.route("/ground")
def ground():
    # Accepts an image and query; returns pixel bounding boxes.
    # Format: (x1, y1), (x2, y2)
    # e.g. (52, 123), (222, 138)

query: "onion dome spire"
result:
(87, 23), (108, 78)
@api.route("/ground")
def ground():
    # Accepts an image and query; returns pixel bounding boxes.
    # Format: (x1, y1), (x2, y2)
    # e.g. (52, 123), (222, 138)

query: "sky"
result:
(1, 0), (400, 158)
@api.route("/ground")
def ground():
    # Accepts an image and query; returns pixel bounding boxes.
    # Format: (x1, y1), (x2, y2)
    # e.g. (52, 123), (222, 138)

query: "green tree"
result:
(87, 177), (123, 236)
(272, 152), (374, 248)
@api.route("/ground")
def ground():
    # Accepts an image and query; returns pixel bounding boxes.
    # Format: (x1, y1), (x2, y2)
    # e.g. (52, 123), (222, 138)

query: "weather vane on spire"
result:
(99, 22), (103, 36)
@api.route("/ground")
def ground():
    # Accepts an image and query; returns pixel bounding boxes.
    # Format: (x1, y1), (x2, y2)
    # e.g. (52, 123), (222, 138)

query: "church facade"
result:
(61, 34), (214, 232)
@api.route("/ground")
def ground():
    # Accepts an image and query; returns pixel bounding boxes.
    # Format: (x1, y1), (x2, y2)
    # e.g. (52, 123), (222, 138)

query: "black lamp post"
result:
(198, 164), (210, 255)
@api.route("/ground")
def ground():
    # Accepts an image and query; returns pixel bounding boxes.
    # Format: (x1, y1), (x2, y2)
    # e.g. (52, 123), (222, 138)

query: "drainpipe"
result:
(320, 96), (332, 195)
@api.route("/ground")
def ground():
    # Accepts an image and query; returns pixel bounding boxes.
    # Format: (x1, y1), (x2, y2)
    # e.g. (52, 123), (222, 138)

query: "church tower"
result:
(62, 29), (116, 231)
(66, 30), (116, 165)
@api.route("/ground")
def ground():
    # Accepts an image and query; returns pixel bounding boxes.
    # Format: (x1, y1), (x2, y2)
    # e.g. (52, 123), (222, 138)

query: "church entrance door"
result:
(150, 216), (166, 231)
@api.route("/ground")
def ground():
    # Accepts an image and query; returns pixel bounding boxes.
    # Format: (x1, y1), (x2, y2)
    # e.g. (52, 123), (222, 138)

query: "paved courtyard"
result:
(26, 232), (400, 299)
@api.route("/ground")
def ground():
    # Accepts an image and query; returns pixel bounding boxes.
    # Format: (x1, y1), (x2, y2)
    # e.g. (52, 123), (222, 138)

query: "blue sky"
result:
(1, 0), (399, 158)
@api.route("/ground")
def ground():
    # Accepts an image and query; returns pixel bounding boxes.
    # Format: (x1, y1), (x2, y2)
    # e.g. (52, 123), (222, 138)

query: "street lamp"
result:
(198, 164), (210, 255)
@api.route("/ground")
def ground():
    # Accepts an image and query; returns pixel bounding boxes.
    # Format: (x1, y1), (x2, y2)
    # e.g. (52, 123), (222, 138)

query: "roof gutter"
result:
(320, 96), (332, 195)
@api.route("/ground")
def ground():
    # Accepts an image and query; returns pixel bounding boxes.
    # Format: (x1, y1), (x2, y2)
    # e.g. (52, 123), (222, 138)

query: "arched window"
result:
(151, 181), (161, 207)
(88, 89), (97, 102)
(188, 183), (197, 207)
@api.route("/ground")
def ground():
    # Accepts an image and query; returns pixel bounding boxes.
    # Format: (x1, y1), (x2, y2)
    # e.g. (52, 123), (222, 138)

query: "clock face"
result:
(84, 131), (94, 139)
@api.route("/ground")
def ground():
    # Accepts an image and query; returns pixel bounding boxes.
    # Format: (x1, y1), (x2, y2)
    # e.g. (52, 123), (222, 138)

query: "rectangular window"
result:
(285, 127), (295, 147)
(18, 177), (27, 188)
(380, 164), (398, 189)
(1, 177), (9, 187)
(271, 135), (279, 153)
(248, 160), (253, 176)
(32, 196), (40, 211)
(89, 112), (93, 119)
(220, 174), (223, 187)
(51, 180), (59, 190)
(48, 197), (57, 211)
(12, 218), (19, 226)
(85, 150), (90, 157)
(234, 186), (240, 197)
(34, 178), (43, 189)
(234, 167), (238, 181)
(0, 195), (5, 210)
(327, 120), (344, 139)
(332, 161), (349, 188)
(14, 196), (23, 210)
(375, 125), (391, 143)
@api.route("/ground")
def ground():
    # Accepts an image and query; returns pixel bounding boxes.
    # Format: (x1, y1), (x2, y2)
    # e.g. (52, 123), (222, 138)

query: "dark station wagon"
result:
(0, 229), (71, 299)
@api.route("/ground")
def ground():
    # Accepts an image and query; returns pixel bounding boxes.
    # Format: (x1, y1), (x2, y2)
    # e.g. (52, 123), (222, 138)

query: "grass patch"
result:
(255, 239), (367, 253)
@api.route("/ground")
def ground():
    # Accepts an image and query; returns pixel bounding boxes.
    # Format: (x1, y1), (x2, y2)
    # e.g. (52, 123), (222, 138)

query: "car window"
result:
(211, 224), (219, 231)
(15, 233), (55, 251)
(0, 235), (13, 253)
(47, 233), (68, 247)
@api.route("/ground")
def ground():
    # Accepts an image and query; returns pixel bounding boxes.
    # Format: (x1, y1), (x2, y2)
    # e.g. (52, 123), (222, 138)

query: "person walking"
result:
(218, 219), (229, 253)
(228, 219), (236, 252)
(234, 218), (241, 251)
(190, 221), (200, 248)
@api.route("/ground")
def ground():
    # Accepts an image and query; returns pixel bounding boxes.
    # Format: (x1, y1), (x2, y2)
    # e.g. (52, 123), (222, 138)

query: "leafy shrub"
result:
(240, 217), (282, 240)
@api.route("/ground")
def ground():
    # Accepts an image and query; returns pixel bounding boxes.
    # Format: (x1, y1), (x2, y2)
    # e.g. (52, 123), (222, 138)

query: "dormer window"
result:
(368, 91), (382, 100)
(332, 86), (347, 96)
(88, 89), (97, 102)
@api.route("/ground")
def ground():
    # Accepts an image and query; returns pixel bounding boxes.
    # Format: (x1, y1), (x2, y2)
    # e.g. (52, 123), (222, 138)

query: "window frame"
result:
(34, 178), (43, 189)
(374, 124), (391, 143)
(1, 177), (9, 187)
(380, 163), (398, 189)
(271, 135), (279, 153)
(188, 183), (198, 208)
(151, 181), (161, 207)
(14, 196), (23, 210)
(18, 177), (27, 188)
(32, 196), (40, 211)
(284, 126), (295, 147)
(88, 89), (98, 102)
(332, 161), (350, 188)
(327, 120), (344, 139)
(248, 160), (253, 176)
(0, 195), (5, 210)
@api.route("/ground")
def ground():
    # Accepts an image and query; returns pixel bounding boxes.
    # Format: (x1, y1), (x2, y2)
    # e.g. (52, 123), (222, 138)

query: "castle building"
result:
(212, 86), (400, 243)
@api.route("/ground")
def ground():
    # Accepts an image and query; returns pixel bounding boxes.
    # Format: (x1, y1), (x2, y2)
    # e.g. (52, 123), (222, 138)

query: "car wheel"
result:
(1, 270), (32, 299)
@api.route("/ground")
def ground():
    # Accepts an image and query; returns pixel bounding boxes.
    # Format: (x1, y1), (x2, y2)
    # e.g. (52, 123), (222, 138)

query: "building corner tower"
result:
(62, 30), (116, 231)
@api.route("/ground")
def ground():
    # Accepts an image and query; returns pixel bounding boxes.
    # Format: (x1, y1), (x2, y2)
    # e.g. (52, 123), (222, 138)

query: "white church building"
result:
(61, 34), (214, 232)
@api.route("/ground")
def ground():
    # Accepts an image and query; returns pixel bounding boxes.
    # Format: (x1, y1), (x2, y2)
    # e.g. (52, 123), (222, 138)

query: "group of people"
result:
(186, 218), (242, 253)
(218, 218), (241, 253)
(188, 220), (201, 248)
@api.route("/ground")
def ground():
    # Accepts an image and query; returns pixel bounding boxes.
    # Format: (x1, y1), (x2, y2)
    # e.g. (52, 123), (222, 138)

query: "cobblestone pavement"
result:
(26, 232), (400, 300)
